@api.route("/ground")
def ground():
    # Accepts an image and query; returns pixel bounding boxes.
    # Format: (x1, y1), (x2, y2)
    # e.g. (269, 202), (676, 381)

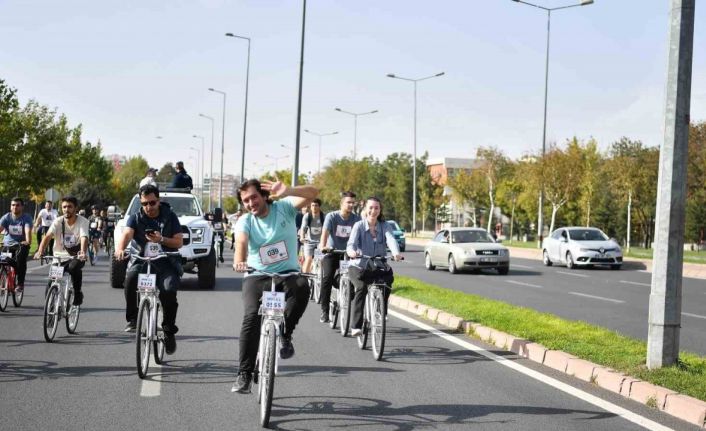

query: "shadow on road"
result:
(0, 359), (134, 382)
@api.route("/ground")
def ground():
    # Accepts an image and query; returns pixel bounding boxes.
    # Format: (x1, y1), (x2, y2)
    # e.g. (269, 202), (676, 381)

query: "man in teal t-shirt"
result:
(232, 178), (319, 394)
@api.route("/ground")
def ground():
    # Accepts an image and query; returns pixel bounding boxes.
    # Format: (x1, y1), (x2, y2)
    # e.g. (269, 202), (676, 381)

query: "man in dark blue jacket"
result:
(170, 161), (193, 191)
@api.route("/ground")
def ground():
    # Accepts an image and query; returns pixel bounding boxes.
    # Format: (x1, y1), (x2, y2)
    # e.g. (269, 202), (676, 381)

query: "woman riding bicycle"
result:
(346, 196), (402, 337)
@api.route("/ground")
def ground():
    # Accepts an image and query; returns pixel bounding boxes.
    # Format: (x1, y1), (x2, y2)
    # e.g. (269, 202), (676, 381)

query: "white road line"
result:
(682, 312), (706, 320)
(637, 270), (650, 273)
(568, 292), (625, 304)
(389, 310), (674, 431)
(505, 280), (543, 289)
(619, 280), (650, 287)
(557, 271), (589, 278)
(140, 361), (162, 397)
(510, 263), (533, 269)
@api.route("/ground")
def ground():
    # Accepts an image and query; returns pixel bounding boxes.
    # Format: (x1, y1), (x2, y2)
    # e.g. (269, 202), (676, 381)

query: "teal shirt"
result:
(235, 198), (299, 274)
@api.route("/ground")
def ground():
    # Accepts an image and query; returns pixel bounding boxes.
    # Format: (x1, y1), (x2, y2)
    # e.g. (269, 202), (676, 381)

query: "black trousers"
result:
(62, 258), (85, 293)
(349, 266), (393, 330)
(3, 244), (29, 284)
(37, 226), (54, 255)
(238, 274), (310, 373)
(319, 254), (343, 314)
(124, 259), (180, 334)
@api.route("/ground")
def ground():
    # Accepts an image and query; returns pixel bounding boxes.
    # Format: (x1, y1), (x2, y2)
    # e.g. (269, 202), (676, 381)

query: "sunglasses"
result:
(141, 200), (159, 207)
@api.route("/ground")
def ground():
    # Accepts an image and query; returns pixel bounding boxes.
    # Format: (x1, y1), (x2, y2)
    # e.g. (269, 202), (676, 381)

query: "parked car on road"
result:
(542, 227), (622, 270)
(387, 220), (406, 252)
(424, 227), (510, 274)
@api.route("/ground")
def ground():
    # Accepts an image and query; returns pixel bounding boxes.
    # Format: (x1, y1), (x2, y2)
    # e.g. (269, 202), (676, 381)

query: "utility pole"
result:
(647, 0), (695, 369)
(292, 0), (306, 186)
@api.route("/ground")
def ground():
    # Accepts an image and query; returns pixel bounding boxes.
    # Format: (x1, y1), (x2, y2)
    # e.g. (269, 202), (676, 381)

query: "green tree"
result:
(113, 156), (149, 207)
(476, 146), (509, 232)
(157, 163), (176, 183)
(0, 80), (22, 184)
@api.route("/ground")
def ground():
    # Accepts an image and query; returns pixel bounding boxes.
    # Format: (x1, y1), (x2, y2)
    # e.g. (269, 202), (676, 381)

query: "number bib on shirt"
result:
(145, 242), (162, 257)
(262, 291), (285, 313)
(50, 265), (65, 279)
(8, 224), (22, 236)
(339, 260), (350, 274)
(335, 225), (352, 238)
(310, 227), (321, 236)
(0, 252), (12, 260)
(259, 241), (289, 266)
(138, 273), (157, 291)
(214, 222), (223, 230)
(90, 222), (97, 229)
(64, 234), (77, 248)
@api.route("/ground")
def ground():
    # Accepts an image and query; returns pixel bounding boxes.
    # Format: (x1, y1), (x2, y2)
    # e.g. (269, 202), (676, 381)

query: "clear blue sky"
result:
(1, 0), (704, 183)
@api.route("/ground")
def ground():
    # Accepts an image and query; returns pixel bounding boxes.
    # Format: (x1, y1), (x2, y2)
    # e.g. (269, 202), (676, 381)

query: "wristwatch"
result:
(159, 236), (165, 245)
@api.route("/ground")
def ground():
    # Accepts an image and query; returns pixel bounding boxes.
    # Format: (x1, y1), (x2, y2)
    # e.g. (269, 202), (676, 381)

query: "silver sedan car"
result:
(542, 227), (623, 270)
(424, 228), (510, 274)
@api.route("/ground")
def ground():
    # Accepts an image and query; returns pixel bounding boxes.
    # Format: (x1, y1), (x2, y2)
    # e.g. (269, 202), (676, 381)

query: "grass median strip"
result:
(393, 275), (706, 402)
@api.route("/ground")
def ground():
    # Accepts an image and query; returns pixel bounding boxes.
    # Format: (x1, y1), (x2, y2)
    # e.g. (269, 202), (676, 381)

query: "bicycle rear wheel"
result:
(357, 296), (369, 350)
(314, 277), (321, 304)
(339, 280), (351, 337)
(260, 321), (277, 427)
(12, 274), (23, 307)
(43, 285), (60, 342)
(136, 299), (152, 379)
(329, 293), (338, 330)
(0, 268), (9, 312)
(65, 288), (80, 334)
(371, 289), (387, 361)
(153, 302), (165, 365)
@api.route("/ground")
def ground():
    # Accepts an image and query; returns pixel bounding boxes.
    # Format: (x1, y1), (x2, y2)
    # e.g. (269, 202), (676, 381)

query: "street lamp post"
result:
(198, 113), (215, 211)
(192, 135), (205, 204)
(281, 144), (309, 174)
(334, 108), (378, 160)
(386, 72), (445, 236)
(512, 0), (594, 247)
(304, 129), (339, 174)
(225, 33), (251, 185)
(265, 154), (290, 172)
(208, 88), (227, 209)
(188, 146), (201, 196)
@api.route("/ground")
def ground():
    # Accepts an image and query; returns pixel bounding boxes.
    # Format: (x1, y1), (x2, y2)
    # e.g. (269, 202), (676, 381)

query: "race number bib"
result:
(262, 291), (285, 313)
(8, 224), (22, 236)
(145, 242), (163, 257)
(63, 234), (77, 248)
(314, 249), (324, 259)
(335, 225), (352, 238)
(50, 265), (65, 279)
(90, 222), (97, 229)
(259, 241), (289, 265)
(310, 227), (321, 236)
(0, 252), (12, 260)
(214, 222), (223, 230)
(339, 260), (350, 274)
(138, 273), (157, 291)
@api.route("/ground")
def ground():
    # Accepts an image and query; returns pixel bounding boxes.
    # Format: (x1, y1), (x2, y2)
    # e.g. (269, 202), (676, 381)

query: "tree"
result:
(0, 80), (22, 185)
(476, 146), (509, 232)
(577, 138), (601, 226)
(113, 156), (149, 207)
(59, 127), (114, 206)
(418, 153), (445, 232)
(497, 162), (524, 242)
(157, 163), (176, 183)
(541, 140), (584, 233)
(447, 168), (486, 227)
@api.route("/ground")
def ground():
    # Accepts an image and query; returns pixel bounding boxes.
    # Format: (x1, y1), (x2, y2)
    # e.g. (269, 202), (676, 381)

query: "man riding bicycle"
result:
(100, 208), (113, 251)
(88, 205), (104, 262)
(318, 191), (360, 323)
(299, 198), (325, 274)
(115, 184), (183, 355)
(34, 196), (89, 306)
(232, 178), (319, 393)
(34, 200), (58, 256)
(212, 207), (226, 263)
(0, 197), (34, 293)
(346, 197), (402, 336)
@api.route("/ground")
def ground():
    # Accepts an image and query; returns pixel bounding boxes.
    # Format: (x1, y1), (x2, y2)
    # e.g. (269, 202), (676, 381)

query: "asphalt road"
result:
(399, 245), (706, 356)
(1, 248), (699, 430)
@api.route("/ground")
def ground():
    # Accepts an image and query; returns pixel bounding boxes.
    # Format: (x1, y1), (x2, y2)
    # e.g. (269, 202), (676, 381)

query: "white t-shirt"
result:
(38, 209), (59, 227)
(47, 215), (90, 257)
(140, 177), (157, 188)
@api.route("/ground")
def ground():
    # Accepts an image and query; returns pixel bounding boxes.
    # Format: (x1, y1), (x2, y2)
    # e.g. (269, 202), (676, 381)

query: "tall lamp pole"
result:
(292, 0), (307, 186)
(386, 71), (445, 236)
(304, 129), (338, 174)
(265, 154), (290, 172)
(208, 88), (227, 209)
(512, 0), (594, 247)
(334, 108), (378, 160)
(198, 113), (215, 211)
(225, 32), (251, 185)
(190, 141), (203, 199)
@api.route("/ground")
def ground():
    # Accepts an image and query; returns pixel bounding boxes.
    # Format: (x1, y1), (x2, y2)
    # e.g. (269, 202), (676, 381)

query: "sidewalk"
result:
(405, 237), (706, 281)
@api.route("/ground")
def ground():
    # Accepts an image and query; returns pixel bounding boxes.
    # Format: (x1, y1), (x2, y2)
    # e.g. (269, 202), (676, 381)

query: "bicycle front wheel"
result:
(136, 299), (152, 379)
(12, 274), (23, 307)
(371, 289), (387, 361)
(0, 268), (9, 312)
(260, 321), (277, 428)
(65, 288), (80, 334)
(314, 277), (321, 304)
(357, 295), (369, 350)
(43, 285), (61, 342)
(339, 280), (351, 337)
(153, 301), (165, 365)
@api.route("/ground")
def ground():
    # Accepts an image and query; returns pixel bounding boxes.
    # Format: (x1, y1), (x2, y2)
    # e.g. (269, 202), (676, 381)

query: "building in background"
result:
(426, 157), (482, 230)
(204, 174), (241, 203)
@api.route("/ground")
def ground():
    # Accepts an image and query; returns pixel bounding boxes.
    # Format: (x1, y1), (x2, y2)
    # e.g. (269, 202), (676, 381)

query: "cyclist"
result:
(88, 205), (104, 261)
(232, 178), (319, 393)
(115, 184), (183, 355)
(229, 209), (243, 250)
(346, 196), (402, 337)
(34, 196), (89, 306)
(299, 198), (325, 274)
(0, 197), (33, 294)
(100, 208), (112, 252)
(213, 207), (226, 263)
(318, 191), (360, 323)
(34, 200), (58, 256)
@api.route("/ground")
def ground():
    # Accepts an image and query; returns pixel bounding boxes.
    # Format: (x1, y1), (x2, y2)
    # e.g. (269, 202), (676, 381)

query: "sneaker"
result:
(15, 283), (24, 293)
(124, 320), (137, 332)
(164, 332), (177, 355)
(219, 255), (225, 263)
(351, 328), (362, 337)
(319, 311), (329, 323)
(72, 291), (84, 306)
(279, 335), (295, 359)
(232, 371), (252, 393)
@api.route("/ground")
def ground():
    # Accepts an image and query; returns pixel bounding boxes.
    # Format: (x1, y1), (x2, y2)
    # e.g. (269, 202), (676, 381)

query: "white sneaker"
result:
(351, 328), (362, 337)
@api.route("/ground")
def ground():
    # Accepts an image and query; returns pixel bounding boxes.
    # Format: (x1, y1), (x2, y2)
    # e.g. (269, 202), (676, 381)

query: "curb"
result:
(388, 294), (706, 428)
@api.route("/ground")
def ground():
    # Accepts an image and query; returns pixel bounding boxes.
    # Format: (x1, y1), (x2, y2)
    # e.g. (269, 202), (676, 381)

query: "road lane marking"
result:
(140, 359), (162, 397)
(505, 280), (543, 289)
(568, 292), (624, 304)
(510, 264), (533, 269)
(637, 270), (650, 273)
(390, 310), (674, 431)
(619, 280), (650, 287)
(557, 271), (589, 278)
(682, 312), (706, 320)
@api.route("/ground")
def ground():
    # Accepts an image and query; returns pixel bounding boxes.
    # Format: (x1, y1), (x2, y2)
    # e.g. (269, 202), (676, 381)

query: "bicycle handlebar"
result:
(126, 251), (182, 262)
(245, 268), (316, 279)
(40, 255), (81, 264)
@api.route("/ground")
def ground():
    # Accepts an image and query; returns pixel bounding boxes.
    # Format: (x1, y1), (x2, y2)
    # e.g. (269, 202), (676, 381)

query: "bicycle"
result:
(213, 225), (224, 267)
(245, 268), (313, 428)
(325, 250), (353, 337)
(0, 249), (22, 310)
(41, 256), (82, 342)
(127, 250), (182, 379)
(307, 242), (322, 303)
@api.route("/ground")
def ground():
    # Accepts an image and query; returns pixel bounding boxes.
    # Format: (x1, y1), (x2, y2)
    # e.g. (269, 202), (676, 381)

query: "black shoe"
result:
(164, 332), (177, 355)
(232, 371), (252, 393)
(219, 255), (225, 263)
(280, 335), (295, 359)
(124, 320), (137, 332)
(319, 311), (329, 323)
(72, 291), (83, 306)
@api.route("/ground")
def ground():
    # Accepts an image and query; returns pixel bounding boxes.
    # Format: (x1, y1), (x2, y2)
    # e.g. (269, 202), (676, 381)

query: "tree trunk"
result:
(627, 191), (632, 251)
(585, 202), (591, 227)
(487, 203), (495, 233)
(549, 204), (559, 234)
(510, 199), (516, 244)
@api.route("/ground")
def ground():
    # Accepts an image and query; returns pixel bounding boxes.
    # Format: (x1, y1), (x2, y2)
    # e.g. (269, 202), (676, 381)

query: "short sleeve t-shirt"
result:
(126, 204), (182, 254)
(302, 212), (324, 243)
(38, 209), (58, 228)
(47, 215), (90, 257)
(88, 215), (102, 231)
(0, 213), (33, 245)
(235, 198), (299, 274)
(323, 211), (361, 250)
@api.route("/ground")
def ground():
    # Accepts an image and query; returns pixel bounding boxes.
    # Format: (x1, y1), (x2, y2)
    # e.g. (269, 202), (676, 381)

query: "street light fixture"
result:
(208, 88), (227, 209)
(265, 154), (290, 171)
(225, 32), (251, 185)
(386, 71), (445, 236)
(512, 0), (594, 247)
(198, 113), (216, 211)
(334, 108), (378, 160)
(304, 129), (338, 174)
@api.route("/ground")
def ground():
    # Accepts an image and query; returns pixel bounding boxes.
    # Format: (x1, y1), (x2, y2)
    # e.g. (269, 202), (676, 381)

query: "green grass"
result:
(393, 275), (706, 402)
(625, 247), (706, 265)
(503, 240), (541, 249)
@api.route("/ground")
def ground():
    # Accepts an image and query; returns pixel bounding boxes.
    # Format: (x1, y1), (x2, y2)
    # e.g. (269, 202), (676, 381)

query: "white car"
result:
(424, 227), (510, 274)
(542, 227), (623, 270)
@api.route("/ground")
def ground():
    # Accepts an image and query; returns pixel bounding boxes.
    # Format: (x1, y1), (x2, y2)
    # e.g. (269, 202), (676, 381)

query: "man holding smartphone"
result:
(115, 184), (183, 355)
